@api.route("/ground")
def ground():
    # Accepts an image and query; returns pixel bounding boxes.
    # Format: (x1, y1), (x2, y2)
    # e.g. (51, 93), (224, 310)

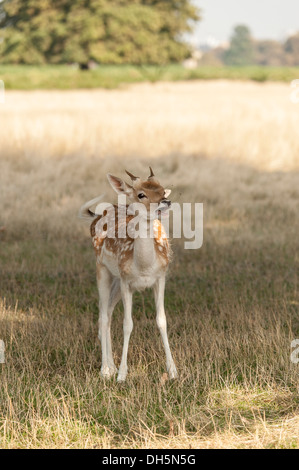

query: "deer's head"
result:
(107, 168), (171, 217)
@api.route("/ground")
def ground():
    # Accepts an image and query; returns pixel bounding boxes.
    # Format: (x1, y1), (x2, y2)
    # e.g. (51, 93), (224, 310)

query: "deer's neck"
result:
(133, 220), (156, 271)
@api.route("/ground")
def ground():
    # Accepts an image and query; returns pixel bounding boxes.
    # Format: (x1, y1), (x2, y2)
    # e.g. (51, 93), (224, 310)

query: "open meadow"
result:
(1, 64), (299, 89)
(1, 80), (299, 448)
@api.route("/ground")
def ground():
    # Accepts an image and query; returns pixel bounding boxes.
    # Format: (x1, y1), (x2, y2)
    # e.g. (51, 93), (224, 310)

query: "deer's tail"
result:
(78, 195), (104, 220)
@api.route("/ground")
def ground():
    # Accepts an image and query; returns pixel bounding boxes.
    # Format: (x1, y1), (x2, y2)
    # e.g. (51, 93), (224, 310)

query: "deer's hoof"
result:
(117, 370), (127, 382)
(101, 366), (116, 379)
(168, 365), (178, 380)
(109, 365), (118, 375)
(117, 375), (127, 383)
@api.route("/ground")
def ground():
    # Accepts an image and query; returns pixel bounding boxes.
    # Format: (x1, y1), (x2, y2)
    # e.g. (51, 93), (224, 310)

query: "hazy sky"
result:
(192, 0), (299, 44)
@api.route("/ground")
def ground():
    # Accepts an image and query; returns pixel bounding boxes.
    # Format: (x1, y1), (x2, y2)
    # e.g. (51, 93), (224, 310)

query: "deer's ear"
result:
(107, 174), (133, 196)
(164, 189), (171, 198)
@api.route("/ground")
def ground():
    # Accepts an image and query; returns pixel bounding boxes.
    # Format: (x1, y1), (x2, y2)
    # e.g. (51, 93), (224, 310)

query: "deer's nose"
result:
(162, 199), (171, 207)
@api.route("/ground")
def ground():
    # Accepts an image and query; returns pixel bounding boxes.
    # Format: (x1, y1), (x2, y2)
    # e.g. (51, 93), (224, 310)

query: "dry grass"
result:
(1, 81), (299, 171)
(1, 80), (299, 448)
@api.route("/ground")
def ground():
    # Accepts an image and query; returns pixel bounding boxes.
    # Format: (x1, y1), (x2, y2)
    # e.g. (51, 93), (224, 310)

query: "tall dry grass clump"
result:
(1, 81), (299, 448)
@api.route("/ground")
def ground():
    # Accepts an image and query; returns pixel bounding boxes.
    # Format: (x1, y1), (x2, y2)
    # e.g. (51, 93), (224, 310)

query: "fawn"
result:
(80, 168), (178, 382)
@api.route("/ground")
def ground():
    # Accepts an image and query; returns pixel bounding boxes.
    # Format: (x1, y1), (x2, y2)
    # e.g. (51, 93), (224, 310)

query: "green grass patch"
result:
(0, 64), (299, 90)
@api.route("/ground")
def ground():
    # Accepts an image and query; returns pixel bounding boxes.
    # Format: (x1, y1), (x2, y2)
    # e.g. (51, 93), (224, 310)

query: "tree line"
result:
(0, 0), (200, 65)
(202, 25), (299, 67)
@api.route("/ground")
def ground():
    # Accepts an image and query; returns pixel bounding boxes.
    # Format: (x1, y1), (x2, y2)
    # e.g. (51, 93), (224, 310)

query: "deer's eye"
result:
(138, 193), (146, 199)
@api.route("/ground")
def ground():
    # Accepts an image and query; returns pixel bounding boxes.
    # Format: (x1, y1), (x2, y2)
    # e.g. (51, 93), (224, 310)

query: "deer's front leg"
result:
(154, 276), (178, 379)
(117, 281), (133, 382)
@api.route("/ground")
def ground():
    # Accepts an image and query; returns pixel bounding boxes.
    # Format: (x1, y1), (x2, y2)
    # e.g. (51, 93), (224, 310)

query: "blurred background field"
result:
(1, 1), (299, 91)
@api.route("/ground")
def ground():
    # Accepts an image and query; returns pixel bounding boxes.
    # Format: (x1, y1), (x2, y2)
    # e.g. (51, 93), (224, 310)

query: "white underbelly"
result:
(99, 241), (165, 291)
(129, 274), (157, 291)
(127, 262), (162, 291)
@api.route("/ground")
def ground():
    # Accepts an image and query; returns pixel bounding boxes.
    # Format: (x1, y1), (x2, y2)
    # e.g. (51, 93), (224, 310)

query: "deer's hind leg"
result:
(97, 263), (115, 378)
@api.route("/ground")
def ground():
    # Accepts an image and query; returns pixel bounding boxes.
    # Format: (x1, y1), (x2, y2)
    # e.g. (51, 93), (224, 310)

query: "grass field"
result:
(1, 64), (299, 90)
(1, 80), (299, 448)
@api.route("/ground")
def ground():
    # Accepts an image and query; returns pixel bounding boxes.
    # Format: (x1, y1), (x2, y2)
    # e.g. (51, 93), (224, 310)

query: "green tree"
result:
(224, 25), (255, 66)
(0, 0), (200, 65)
